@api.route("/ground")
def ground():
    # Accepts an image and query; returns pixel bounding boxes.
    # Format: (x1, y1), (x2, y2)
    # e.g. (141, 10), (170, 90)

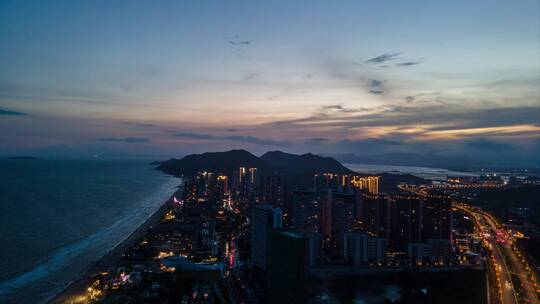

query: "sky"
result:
(1, 0), (539, 165)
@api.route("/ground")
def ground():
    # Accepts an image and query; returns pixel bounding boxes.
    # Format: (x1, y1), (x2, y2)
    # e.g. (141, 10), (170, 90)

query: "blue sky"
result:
(1, 0), (539, 164)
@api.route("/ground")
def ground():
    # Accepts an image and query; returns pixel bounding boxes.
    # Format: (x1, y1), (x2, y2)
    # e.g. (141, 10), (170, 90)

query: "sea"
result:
(344, 163), (478, 181)
(0, 159), (180, 304)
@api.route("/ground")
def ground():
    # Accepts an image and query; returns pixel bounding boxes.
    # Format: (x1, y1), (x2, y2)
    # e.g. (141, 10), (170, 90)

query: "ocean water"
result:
(344, 163), (477, 181)
(0, 159), (180, 303)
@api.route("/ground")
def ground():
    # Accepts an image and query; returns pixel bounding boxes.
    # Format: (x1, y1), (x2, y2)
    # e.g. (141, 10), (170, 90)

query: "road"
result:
(457, 204), (539, 304)
(398, 184), (540, 304)
(483, 213), (540, 304)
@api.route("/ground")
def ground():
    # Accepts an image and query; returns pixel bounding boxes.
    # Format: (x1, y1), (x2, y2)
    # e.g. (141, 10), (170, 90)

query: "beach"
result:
(0, 160), (181, 304)
(49, 188), (181, 304)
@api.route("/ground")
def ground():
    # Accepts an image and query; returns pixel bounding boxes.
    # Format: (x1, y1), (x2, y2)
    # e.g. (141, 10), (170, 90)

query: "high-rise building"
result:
(292, 190), (321, 234)
(331, 192), (361, 248)
(428, 238), (451, 264)
(423, 194), (452, 241)
(249, 167), (259, 185)
(307, 233), (323, 267)
(341, 192), (454, 264)
(408, 242), (431, 265)
(410, 197), (423, 243)
(389, 195), (423, 250)
(314, 173), (340, 191)
(351, 176), (379, 194)
(344, 232), (368, 265)
(421, 194), (452, 263)
(344, 232), (386, 265)
(321, 189), (333, 239)
(408, 239), (451, 266)
(367, 237), (386, 264)
(216, 175), (229, 197)
(313, 174), (379, 194)
(359, 193), (390, 238)
(251, 205), (283, 270)
(239, 167), (247, 184)
(263, 173), (283, 208)
(267, 230), (308, 304)
(235, 167), (258, 203)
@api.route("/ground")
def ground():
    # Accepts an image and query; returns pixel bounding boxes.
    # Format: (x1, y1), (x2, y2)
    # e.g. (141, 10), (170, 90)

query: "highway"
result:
(457, 204), (539, 304)
(483, 212), (540, 304)
(398, 183), (540, 304)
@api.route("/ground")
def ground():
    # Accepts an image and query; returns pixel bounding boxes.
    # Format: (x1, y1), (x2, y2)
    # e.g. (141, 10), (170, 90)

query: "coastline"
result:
(48, 186), (182, 304)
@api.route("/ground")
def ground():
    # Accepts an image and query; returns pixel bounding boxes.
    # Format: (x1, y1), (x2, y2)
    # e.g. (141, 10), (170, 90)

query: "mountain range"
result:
(156, 150), (353, 179)
(155, 150), (426, 191)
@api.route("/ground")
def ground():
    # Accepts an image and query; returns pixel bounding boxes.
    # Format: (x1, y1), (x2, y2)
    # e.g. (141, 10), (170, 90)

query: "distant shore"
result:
(48, 187), (182, 304)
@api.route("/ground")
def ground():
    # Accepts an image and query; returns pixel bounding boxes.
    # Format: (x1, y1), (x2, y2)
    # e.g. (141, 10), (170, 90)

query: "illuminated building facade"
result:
(239, 167), (247, 184)
(351, 176), (379, 194)
(314, 173), (379, 194)
(216, 175), (229, 197)
(249, 167), (259, 185)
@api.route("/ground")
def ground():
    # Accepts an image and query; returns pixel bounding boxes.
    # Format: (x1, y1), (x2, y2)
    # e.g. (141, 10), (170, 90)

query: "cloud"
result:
(134, 123), (154, 128)
(317, 104), (539, 131)
(267, 99), (540, 145)
(229, 41), (250, 45)
(321, 104), (366, 113)
(266, 94), (282, 101)
(307, 137), (329, 142)
(264, 87), (307, 101)
(97, 137), (150, 143)
(336, 138), (405, 152)
(343, 138), (404, 146)
(173, 132), (286, 146)
(367, 79), (385, 94)
(363, 53), (421, 68)
(173, 132), (215, 140)
(0, 108), (28, 116)
(122, 121), (155, 128)
(369, 79), (383, 87)
(221, 135), (286, 147)
(243, 72), (259, 81)
(228, 36), (251, 46)
(365, 52), (400, 64)
(404, 96), (415, 103)
(303, 73), (315, 80)
(322, 104), (346, 111)
(395, 61), (421, 67)
(0, 82), (203, 112)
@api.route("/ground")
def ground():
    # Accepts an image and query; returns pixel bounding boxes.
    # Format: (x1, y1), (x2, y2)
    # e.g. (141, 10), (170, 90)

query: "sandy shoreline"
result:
(48, 188), (181, 304)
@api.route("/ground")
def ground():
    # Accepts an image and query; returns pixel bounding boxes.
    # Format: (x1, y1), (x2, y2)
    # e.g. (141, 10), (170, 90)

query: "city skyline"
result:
(1, 1), (539, 165)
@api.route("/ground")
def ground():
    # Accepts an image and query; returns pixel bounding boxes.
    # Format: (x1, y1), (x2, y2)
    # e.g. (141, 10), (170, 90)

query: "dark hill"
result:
(261, 151), (353, 175)
(156, 150), (353, 182)
(157, 149), (269, 176)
